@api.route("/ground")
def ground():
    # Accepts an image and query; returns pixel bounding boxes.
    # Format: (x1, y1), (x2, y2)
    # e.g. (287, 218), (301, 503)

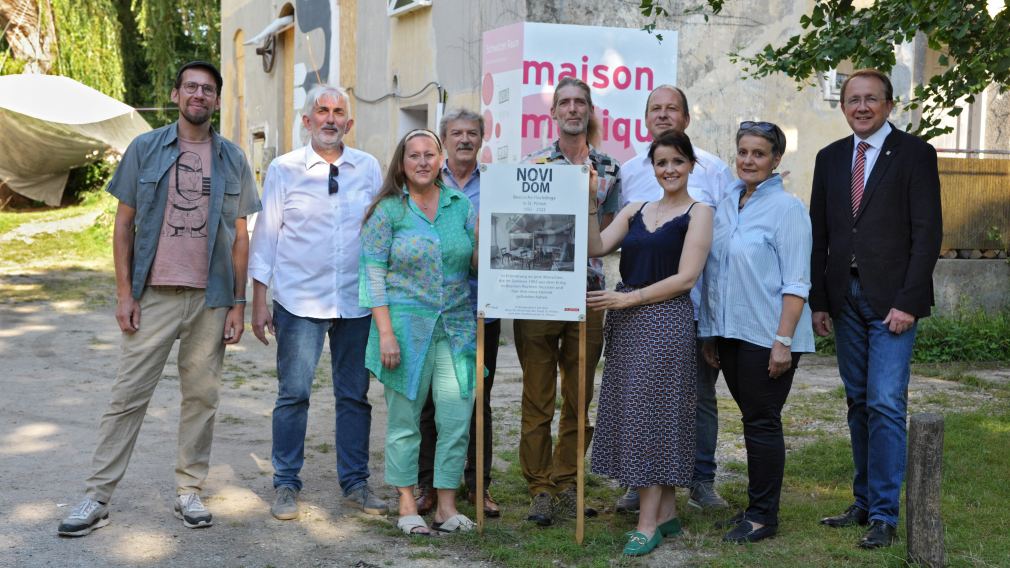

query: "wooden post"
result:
(576, 319), (587, 544)
(475, 315), (486, 532)
(907, 413), (945, 568)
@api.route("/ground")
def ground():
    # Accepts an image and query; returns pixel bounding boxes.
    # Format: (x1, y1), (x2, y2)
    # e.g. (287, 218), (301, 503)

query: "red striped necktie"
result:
(850, 141), (870, 216)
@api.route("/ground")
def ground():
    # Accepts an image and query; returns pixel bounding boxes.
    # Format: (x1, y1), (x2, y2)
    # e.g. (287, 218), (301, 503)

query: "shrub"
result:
(814, 308), (1010, 363)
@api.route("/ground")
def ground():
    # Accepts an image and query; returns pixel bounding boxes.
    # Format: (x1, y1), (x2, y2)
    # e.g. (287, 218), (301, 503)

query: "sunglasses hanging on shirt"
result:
(329, 163), (340, 195)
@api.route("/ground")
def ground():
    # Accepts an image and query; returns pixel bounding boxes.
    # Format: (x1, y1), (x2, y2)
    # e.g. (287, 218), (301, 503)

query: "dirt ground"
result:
(0, 296), (993, 568)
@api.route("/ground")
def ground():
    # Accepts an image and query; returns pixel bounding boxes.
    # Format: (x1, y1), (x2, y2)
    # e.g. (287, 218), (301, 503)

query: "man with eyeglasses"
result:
(811, 69), (942, 549)
(248, 84), (386, 521)
(58, 61), (261, 536)
(614, 84), (734, 515)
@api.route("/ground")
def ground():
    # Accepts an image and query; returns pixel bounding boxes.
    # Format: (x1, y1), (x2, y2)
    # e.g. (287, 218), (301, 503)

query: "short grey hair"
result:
(736, 121), (787, 157)
(302, 84), (351, 118)
(439, 108), (484, 140)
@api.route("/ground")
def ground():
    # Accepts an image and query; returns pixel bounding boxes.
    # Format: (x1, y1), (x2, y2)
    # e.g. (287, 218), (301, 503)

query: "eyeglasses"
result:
(843, 95), (883, 107)
(329, 163), (339, 195)
(739, 121), (778, 133)
(181, 81), (218, 96)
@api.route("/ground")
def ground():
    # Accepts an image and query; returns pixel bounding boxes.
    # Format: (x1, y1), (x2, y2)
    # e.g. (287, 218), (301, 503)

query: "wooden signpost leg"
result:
(475, 316), (486, 532)
(576, 319), (587, 545)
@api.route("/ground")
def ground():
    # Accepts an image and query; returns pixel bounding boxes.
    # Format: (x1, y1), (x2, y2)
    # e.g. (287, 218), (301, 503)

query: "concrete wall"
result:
(933, 259), (1010, 316)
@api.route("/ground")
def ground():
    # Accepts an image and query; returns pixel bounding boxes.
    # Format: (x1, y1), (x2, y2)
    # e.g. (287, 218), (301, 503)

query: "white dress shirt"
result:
(249, 144), (382, 319)
(620, 145), (733, 317)
(851, 121), (892, 187)
(620, 145), (733, 208)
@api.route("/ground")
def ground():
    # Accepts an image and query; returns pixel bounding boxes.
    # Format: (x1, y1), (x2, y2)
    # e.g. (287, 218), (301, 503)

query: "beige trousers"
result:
(84, 287), (228, 502)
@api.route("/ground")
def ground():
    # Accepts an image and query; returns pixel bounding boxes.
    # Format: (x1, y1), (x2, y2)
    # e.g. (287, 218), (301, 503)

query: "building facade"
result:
(221, 0), (1009, 208)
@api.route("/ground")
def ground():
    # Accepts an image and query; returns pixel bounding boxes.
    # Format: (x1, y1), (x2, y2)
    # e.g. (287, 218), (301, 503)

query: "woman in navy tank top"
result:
(586, 131), (713, 556)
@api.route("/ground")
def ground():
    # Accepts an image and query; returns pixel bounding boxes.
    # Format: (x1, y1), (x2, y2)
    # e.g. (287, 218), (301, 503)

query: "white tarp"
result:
(0, 74), (151, 205)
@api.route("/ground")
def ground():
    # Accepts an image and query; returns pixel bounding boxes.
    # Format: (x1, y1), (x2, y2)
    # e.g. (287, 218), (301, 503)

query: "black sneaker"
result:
(57, 498), (109, 537)
(527, 492), (553, 526)
(615, 488), (640, 513)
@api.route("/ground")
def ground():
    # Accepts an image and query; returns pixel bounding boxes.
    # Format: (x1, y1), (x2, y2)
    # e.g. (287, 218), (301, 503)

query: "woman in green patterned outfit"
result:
(359, 129), (478, 536)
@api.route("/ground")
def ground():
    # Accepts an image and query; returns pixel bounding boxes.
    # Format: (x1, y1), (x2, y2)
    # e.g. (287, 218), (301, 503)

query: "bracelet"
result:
(233, 298), (248, 305)
(637, 289), (646, 304)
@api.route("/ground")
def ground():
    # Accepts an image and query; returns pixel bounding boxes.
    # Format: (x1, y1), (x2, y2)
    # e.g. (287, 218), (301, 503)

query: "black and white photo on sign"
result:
(489, 213), (576, 272)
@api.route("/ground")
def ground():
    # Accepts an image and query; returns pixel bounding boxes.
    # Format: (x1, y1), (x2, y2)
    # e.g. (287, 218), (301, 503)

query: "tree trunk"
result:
(0, 0), (57, 73)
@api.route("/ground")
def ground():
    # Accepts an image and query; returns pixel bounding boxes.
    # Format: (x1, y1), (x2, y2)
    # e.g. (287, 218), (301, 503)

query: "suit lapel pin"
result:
(885, 150), (891, 156)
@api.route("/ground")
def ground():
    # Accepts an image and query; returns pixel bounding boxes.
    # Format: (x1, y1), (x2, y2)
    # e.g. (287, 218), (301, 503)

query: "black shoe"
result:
(820, 504), (869, 527)
(858, 520), (896, 549)
(722, 520), (778, 544)
(714, 510), (745, 529)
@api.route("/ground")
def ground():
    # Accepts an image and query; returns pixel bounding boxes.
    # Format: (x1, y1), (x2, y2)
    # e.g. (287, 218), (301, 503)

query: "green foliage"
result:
(816, 307), (1010, 363)
(136, 0), (221, 127)
(51, 0), (126, 99)
(913, 308), (1010, 363)
(64, 158), (116, 204)
(639, 1), (1010, 140)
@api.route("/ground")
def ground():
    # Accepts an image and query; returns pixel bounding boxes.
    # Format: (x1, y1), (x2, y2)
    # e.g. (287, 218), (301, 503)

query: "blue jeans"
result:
(833, 277), (917, 528)
(693, 336), (720, 484)
(271, 302), (372, 495)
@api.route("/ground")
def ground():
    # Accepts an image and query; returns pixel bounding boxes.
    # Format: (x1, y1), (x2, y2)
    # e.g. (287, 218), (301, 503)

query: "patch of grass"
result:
(219, 414), (244, 425)
(0, 192), (116, 304)
(0, 189), (110, 234)
(313, 442), (333, 454)
(407, 550), (443, 560)
(816, 308), (1010, 364)
(429, 378), (1010, 567)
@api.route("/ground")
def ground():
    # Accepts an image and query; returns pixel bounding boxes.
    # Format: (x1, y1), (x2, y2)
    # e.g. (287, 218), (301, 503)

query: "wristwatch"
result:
(774, 334), (792, 347)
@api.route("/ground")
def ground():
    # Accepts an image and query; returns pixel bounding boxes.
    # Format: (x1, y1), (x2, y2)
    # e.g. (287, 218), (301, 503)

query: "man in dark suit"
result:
(810, 69), (942, 549)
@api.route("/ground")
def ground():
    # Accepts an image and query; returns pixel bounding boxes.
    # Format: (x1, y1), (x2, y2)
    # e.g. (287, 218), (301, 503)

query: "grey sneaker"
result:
(526, 491), (553, 526)
(344, 484), (388, 515)
(554, 487), (598, 520)
(174, 493), (213, 528)
(57, 498), (109, 537)
(271, 486), (300, 520)
(615, 487), (640, 513)
(689, 481), (729, 510)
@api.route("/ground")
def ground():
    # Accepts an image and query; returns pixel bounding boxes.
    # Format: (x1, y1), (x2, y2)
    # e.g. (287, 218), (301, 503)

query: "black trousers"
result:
(717, 337), (800, 527)
(419, 319), (501, 490)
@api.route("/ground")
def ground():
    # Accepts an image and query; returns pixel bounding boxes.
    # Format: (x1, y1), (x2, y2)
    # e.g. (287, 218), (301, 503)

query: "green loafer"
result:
(623, 530), (663, 556)
(658, 516), (682, 537)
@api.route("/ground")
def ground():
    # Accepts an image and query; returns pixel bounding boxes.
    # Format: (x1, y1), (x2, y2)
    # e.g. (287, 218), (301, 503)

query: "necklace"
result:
(646, 199), (686, 227)
(411, 189), (439, 214)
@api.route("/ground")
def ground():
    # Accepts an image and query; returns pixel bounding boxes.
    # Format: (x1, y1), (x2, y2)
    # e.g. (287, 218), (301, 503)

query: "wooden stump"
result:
(906, 413), (946, 567)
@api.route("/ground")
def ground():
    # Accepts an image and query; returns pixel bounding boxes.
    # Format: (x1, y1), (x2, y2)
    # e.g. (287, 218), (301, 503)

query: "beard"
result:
(180, 104), (212, 126)
(312, 127), (345, 150)
(559, 116), (589, 136)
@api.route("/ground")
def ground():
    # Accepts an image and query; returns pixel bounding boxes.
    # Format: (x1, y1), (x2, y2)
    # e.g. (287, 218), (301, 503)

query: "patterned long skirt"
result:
(590, 286), (697, 488)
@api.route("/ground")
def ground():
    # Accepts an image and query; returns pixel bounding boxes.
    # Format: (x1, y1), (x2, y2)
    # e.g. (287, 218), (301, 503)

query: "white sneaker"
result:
(174, 493), (213, 528)
(57, 498), (109, 537)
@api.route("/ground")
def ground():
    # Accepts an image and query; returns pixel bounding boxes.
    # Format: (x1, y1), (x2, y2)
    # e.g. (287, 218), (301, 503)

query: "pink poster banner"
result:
(481, 22), (678, 164)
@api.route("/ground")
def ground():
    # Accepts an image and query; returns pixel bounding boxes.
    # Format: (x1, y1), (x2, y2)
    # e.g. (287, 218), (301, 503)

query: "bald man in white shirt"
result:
(616, 85), (733, 514)
(249, 85), (387, 521)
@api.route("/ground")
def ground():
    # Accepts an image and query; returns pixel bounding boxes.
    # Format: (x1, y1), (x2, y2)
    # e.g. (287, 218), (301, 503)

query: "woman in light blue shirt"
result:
(698, 121), (814, 544)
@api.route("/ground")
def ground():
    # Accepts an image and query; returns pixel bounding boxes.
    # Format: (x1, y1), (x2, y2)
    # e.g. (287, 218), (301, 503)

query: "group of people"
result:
(57, 60), (942, 560)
